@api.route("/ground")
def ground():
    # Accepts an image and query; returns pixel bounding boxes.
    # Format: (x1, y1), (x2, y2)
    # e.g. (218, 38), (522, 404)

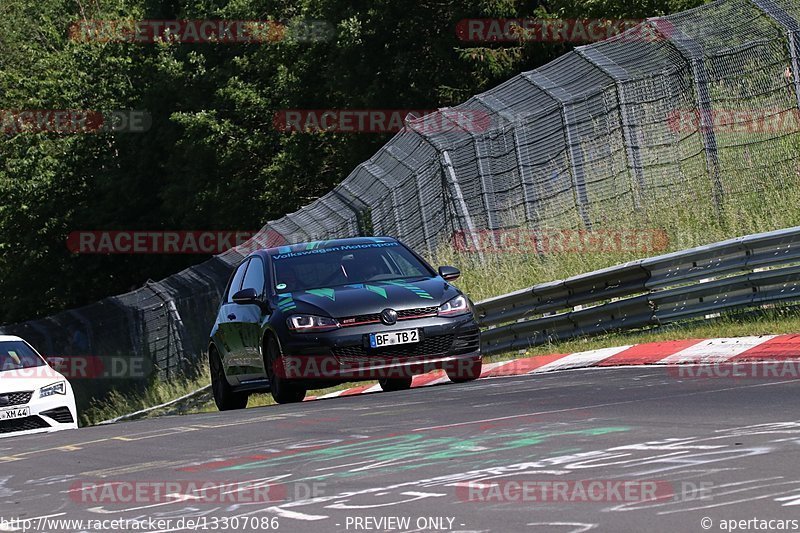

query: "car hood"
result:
(276, 277), (460, 317)
(0, 365), (67, 394)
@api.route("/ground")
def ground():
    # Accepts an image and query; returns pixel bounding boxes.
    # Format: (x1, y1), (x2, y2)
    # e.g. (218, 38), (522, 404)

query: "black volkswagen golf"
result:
(208, 237), (481, 409)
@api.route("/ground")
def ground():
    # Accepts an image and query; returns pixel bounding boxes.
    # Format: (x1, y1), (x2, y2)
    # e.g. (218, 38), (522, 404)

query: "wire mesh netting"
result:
(2, 0), (800, 400)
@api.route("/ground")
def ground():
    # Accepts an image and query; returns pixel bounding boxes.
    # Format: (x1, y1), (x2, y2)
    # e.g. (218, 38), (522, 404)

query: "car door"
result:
(216, 259), (250, 381)
(234, 256), (269, 382)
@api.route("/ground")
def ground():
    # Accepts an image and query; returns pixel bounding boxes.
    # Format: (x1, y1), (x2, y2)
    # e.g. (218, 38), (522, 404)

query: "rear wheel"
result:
(378, 376), (413, 392)
(210, 348), (248, 411)
(446, 357), (482, 383)
(266, 336), (306, 404)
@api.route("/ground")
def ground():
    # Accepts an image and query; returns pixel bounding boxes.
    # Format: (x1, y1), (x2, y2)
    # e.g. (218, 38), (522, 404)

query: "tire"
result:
(209, 348), (248, 411)
(446, 357), (482, 383)
(265, 336), (306, 404)
(378, 377), (413, 392)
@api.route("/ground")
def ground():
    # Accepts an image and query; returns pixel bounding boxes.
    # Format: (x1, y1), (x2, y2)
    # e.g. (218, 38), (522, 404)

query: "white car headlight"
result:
(438, 294), (470, 317)
(286, 314), (340, 332)
(40, 381), (66, 398)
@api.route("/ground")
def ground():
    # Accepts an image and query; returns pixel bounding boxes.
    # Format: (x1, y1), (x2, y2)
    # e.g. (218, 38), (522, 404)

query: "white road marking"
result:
(658, 336), (776, 364)
(532, 346), (633, 373)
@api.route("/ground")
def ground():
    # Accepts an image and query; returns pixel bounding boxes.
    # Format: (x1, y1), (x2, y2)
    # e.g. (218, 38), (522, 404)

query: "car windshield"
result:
(271, 242), (433, 292)
(0, 341), (47, 372)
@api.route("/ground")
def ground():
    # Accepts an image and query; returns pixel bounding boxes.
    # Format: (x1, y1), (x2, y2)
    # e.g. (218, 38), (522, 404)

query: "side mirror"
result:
(233, 288), (271, 313)
(232, 287), (258, 304)
(232, 287), (259, 304)
(438, 265), (461, 282)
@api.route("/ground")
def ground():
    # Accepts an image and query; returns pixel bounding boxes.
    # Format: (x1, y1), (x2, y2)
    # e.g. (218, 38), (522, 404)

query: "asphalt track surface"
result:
(1, 367), (799, 533)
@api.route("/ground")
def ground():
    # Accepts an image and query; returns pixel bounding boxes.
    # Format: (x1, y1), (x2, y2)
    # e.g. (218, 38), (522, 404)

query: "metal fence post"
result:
(511, 125), (538, 227)
(385, 144), (434, 255)
(473, 135), (499, 248)
(748, 0), (800, 110)
(441, 150), (484, 262)
(363, 162), (404, 240)
(331, 188), (371, 237)
(149, 283), (191, 380)
(524, 72), (593, 229)
(474, 93), (542, 229)
(654, 18), (724, 215)
(577, 46), (645, 210)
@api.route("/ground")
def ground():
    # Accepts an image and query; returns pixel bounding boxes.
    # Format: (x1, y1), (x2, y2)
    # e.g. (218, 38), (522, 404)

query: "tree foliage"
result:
(0, 0), (707, 323)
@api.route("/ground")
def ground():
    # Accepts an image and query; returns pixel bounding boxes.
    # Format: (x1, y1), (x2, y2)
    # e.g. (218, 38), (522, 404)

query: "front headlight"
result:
(287, 314), (340, 332)
(438, 294), (470, 317)
(40, 381), (66, 398)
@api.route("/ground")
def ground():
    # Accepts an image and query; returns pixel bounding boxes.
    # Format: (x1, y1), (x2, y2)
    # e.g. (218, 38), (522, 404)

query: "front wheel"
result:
(378, 376), (413, 392)
(210, 348), (248, 411)
(446, 357), (482, 383)
(266, 336), (306, 404)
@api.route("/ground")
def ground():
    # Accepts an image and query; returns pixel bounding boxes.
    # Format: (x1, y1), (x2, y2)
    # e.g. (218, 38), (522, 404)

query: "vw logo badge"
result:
(380, 308), (398, 325)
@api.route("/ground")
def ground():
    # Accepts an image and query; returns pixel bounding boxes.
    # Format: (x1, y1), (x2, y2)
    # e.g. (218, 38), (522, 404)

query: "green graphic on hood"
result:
(365, 284), (388, 298)
(385, 280), (433, 299)
(306, 288), (335, 301)
(277, 293), (296, 311)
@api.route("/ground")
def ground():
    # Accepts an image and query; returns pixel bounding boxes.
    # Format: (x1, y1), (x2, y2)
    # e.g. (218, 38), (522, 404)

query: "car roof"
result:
(0, 335), (24, 342)
(255, 236), (400, 257)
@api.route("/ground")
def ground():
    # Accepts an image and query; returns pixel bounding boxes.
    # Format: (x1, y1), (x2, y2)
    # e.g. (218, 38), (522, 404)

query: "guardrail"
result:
(475, 226), (800, 355)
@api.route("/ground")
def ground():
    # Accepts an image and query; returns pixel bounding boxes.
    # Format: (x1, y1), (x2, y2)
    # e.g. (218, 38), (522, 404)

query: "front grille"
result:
(0, 416), (50, 434)
(333, 334), (454, 365)
(340, 313), (381, 326)
(0, 391), (33, 407)
(340, 306), (439, 326)
(397, 306), (438, 319)
(40, 407), (74, 424)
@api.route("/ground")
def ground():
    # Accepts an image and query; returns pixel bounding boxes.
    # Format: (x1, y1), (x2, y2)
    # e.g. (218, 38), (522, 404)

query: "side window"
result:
(387, 249), (427, 277)
(226, 259), (250, 303)
(241, 257), (266, 298)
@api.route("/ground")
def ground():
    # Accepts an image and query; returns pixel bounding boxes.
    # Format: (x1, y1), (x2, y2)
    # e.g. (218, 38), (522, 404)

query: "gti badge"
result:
(380, 308), (398, 325)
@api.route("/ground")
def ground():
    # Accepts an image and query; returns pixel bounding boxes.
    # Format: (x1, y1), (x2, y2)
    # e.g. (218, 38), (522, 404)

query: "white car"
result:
(0, 335), (78, 438)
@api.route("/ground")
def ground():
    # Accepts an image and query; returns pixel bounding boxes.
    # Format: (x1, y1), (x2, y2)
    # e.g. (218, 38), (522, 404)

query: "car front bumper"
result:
(0, 391), (78, 439)
(275, 314), (481, 382)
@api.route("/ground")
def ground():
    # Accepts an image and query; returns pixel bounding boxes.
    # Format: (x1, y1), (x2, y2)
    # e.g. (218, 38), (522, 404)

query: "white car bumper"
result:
(0, 368), (78, 438)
